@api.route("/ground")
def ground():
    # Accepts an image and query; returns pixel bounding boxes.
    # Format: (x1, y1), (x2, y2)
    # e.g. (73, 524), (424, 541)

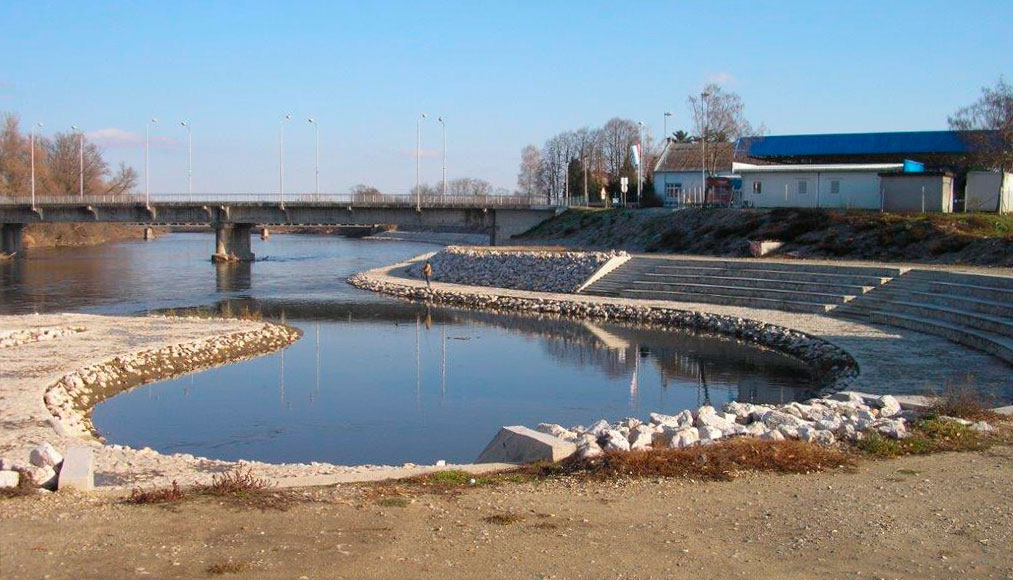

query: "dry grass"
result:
(483, 512), (525, 525)
(930, 380), (1005, 422)
(162, 302), (263, 321)
(206, 561), (251, 575)
(545, 439), (853, 482)
(0, 476), (38, 500)
(857, 417), (994, 457)
(125, 469), (292, 511)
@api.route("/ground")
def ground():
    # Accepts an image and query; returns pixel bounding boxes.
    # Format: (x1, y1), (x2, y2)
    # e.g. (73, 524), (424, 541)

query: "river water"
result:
(2, 234), (816, 465)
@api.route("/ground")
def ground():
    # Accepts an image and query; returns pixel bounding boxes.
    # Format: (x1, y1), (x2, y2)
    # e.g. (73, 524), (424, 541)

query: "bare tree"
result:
(104, 163), (138, 195)
(46, 132), (112, 195)
(688, 84), (761, 174)
(949, 76), (1013, 171)
(517, 144), (541, 195)
(448, 177), (493, 196)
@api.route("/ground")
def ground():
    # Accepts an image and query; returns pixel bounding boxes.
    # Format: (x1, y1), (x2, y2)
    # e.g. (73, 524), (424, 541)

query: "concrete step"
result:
(649, 265), (893, 286)
(905, 269), (1013, 290)
(641, 258), (904, 277)
(922, 281), (1013, 303)
(867, 288), (1013, 319)
(852, 297), (1013, 338)
(639, 272), (874, 295)
(615, 288), (835, 313)
(867, 311), (1013, 365)
(625, 280), (855, 304)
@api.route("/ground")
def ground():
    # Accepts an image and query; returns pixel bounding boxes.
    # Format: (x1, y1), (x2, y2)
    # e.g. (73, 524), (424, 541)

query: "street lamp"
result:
(637, 121), (644, 206)
(664, 112), (673, 141)
(180, 121), (192, 197)
(700, 91), (710, 203)
(30, 122), (42, 208)
(145, 118), (158, 207)
(437, 116), (446, 200)
(71, 125), (84, 197)
(280, 114), (292, 205)
(416, 113), (427, 211)
(307, 118), (319, 196)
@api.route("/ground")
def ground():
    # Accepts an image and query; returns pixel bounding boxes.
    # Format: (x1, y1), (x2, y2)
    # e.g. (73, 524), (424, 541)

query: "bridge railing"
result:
(0, 193), (552, 208)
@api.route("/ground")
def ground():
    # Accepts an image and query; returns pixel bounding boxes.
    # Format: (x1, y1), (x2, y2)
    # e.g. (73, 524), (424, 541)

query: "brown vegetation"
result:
(126, 469), (292, 511)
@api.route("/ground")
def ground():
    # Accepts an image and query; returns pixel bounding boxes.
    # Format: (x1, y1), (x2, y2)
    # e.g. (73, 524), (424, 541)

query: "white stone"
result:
(669, 428), (699, 449)
(536, 423), (577, 442)
(695, 406), (735, 431)
(872, 418), (907, 439)
(435, 460), (447, 467)
(24, 465), (57, 490)
(475, 426), (577, 464)
(587, 419), (611, 436)
(970, 421), (994, 433)
(876, 395), (902, 418)
(761, 410), (808, 430)
(697, 425), (724, 441)
(760, 430), (785, 442)
(745, 422), (769, 436)
(628, 426), (655, 451)
(650, 410), (693, 429)
(602, 430), (631, 452)
(576, 434), (602, 458)
(29, 443), (63, 468)
(0, 470), (19, 489)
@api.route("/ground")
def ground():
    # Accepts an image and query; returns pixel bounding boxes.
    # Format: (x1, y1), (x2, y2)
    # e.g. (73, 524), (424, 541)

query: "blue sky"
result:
(3, 1), (1010, 193)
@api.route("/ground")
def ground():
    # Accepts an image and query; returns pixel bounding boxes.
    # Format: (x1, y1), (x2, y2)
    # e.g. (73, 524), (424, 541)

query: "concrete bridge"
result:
(0, 194), (559, 261)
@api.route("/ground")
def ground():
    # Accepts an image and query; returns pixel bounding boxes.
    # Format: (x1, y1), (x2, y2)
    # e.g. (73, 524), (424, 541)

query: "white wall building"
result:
(653, 141), (738, 206)
(965, 170), (1013, 213)
(733, 162), (903, 209)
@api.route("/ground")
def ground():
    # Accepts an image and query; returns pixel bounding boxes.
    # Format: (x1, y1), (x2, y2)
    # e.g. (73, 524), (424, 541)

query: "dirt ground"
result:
(2, 447), (1011, 580)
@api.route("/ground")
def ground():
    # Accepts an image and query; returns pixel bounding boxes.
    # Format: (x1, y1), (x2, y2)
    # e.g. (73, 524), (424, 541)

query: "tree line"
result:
(0, 113), (137, 198)
(517, 84), (762, 205)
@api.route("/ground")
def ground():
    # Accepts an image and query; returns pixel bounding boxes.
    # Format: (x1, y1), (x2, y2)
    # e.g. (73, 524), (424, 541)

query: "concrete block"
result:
(893, 395), (937, 412)
(0, 470), (20, 488)
(475, 426), (576, 464)
(992, 405), (1013, 417)
(57, 447), (94, 492)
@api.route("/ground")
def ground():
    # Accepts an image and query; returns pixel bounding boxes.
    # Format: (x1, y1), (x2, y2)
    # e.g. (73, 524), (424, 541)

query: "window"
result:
(752, 181), (762, 194)
(797, 180), (808, 195)
(665, 182), (682, 198)
(830, 180), (841, 194)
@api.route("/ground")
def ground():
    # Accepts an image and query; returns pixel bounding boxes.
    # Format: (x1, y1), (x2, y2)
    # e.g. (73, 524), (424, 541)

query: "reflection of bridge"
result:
(0, 193), (558, 260)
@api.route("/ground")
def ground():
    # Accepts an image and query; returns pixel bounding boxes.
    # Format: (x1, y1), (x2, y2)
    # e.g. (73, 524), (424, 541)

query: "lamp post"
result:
(280, 114), (291, 206)
(437, 116), (446, 200)
(180, 121), (192, 197)
(416, 113), (427, 211)
(71, 125), (84, 197)
(307, 118), (319, 195)
(664, 112), (673, 140)
(30, 122), (42, 208)
(145, 118), (158, 207)
(637, 121), (644, 206)
(700, 91), (710, 203)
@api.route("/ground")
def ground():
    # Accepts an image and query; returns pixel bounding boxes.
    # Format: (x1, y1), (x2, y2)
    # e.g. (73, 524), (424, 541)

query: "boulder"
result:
(695, 406), (735, 431)
(875, 395), (902, 418)
(586, 419), (612, 437)
(650, 410), (693, 429)
(23, 465), (57, 490)
(760, 430), (785, 442)
(697, 426), (724, 441)
(669, 427), (699, 449)
(761, 410), (808, 430)
(29, 443), (63, 468)
(0, 470), (20, 489)
(576, 434), (602, 458)
(475, 426), (577, 464)
(536, 423), (577, 442)
(628, 426), (655, 451)
(602, 430), (631, 452)
(871, 418), (907, 439)
(970, 421), (994, 433)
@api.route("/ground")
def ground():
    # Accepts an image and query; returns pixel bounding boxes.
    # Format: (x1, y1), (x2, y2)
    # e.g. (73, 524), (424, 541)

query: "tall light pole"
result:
(437, 116), (446, 200)
(416, 113), (427, 211)
(280, 114), (291, 205)
(30, 122), (42, 208)
(700, 91), (710, 203)
(307, 118), (319, 195)
(664, 112), (673, 141)
(71, 125), (84, 197)
(637, 121), (644, 206)
(180, 121), (192, 197)
(145, 118), (157, 207)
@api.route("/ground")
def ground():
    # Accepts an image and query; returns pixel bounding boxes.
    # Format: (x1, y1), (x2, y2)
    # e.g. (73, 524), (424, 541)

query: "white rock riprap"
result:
(0, 325), (84, 348)
(409, 246), (626, 293)
(532, 392), (946, 459)
(349, 274), (858, 390)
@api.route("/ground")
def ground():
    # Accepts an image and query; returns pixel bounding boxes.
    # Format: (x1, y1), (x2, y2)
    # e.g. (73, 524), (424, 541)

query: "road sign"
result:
(620, 177), (628, 193)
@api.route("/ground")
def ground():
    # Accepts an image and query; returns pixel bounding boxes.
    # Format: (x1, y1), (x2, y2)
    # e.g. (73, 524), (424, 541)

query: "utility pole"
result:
(416, 113), (427, 211)
(72, 125), (84, 197)
(700, 91), (710, 204)
(180, 121), (192, 197)
(308, 118), (319, 195)
(280, 114), (291, 206)
(145, 118), (157, 207)
(438, 116), (446, 199)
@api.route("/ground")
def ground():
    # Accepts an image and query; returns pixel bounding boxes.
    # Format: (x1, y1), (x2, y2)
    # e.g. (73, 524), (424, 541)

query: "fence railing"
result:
(0, 193), (550, 208)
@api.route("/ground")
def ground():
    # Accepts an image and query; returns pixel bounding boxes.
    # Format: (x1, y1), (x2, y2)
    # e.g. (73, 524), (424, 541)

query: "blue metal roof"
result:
(737, 130), (994, 158)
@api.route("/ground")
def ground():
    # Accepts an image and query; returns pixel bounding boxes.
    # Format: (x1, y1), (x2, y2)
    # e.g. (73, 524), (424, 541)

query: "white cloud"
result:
(706, 71), (737, 86)
(86, 128), (179, 149)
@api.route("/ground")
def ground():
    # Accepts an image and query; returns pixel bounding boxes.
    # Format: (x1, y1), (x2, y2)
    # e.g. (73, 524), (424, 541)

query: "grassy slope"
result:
(22, 223), (144, 249)
(517, 208), (1013, 266)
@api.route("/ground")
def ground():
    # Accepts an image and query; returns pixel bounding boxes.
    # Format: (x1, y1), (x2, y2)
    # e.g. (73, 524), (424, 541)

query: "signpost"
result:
(620, 177), (628, 206)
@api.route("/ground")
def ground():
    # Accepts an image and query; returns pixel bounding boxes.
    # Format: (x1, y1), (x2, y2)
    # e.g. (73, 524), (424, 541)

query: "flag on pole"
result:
(631, 144), (641, 167)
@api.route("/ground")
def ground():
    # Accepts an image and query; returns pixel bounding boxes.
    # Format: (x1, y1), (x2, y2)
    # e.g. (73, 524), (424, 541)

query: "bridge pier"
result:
(260, 227), (270, 240)
(1, 224), (25, 258)
(143, 227), (156, 241)
(212, 223), (255, 263)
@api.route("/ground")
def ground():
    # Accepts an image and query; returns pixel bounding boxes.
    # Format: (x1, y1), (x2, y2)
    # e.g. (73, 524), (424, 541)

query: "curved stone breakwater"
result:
(348, 273), (859, 389)
(1, 325), (84, 349)
(44, 322), (302, 441)
(409, 246), (626, 293)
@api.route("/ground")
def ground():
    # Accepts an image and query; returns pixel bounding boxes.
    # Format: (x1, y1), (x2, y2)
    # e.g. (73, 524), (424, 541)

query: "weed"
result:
(484, 512), (524, 525)
(378, 497), (409, 508)
(127, 480), (185, 505)
(858, 418), (991, 458)
(125, 469), (292, 511)
(552, 439), (852, 482)
(0, 476), (37, 500)
(206, 561), (251, 575)
(930, 380), (1003, 421)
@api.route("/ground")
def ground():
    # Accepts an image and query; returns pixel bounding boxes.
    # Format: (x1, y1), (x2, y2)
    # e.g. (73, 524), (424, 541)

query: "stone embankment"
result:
(1, 326), (84, 348)
(409, 246), (626, 293)
(348, 273), (858, 389)
(44, 323), (301, 441)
